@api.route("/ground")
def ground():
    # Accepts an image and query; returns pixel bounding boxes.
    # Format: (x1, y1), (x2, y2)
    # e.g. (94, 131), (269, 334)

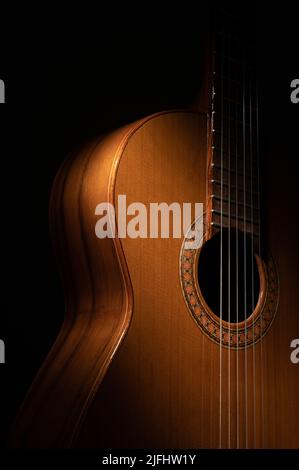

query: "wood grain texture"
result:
(10, 111), (299, 448)
(77, 111), (299, 448)
(78, 111), (299, 449)
(10, 120), (138, 447)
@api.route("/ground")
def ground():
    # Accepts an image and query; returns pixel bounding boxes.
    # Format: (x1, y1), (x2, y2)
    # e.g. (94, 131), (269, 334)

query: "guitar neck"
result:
(206, 7), (261, 249)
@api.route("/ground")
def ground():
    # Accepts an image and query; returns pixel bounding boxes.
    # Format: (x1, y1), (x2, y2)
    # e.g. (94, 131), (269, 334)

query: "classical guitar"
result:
(11, 6), (299, 448)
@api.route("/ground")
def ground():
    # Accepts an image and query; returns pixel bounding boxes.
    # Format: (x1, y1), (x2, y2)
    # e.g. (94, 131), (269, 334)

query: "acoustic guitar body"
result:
(11, 110), (299, 448)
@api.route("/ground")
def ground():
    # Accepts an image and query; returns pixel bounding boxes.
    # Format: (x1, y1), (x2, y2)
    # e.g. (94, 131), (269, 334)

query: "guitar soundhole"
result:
(197, 229), (260, 323)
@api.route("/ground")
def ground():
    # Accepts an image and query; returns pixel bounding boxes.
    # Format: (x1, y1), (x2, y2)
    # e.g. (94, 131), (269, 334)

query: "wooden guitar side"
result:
(10, 110), (299, 448)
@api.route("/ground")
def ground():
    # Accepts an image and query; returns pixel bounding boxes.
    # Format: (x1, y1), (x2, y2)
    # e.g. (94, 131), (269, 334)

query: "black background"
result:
(0, 1), (298, 450)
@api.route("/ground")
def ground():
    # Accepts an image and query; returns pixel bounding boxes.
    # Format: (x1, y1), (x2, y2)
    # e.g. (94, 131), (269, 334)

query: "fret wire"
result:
(211, 163), (258, 178)
(211, 221), (260, 237)
(212, 145), (258, 159)
(211, 194), (259, 211)
(213, 118), (257, 131)
(211, 179), (258, 195)
(212, 209), (259, 225)
(214, 98), (258, 111)
(211, 187), (259, 206)
(212, 168), (258, 187)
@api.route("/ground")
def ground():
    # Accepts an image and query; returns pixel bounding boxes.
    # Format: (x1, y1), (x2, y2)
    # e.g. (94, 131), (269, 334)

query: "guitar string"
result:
(242, 51), (248, 449)
(227, 24), (231, 450)
(219, 15), (224, 448)
(235, 78), (240, 449)
(235, 21), (242, 449)
(255, 82), (264, 447)
(249, 66), (257, 448)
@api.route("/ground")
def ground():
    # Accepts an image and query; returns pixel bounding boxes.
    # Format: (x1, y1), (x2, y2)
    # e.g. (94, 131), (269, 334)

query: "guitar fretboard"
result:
(208, 9), (260, 247)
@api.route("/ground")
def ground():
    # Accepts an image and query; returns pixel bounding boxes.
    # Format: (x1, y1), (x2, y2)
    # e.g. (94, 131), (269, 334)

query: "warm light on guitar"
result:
(9, 5), (299, 450)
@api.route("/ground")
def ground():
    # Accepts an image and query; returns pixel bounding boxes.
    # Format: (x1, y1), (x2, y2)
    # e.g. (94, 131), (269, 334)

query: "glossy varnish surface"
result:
(10, 111), (299, 448)
(78, 112), (299, 448)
